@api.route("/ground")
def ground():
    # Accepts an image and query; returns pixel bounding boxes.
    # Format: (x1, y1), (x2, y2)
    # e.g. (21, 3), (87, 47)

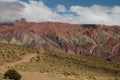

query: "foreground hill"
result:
(0, 43), (119, 80)
(15, 51), (120, 80)
(0, 19), (120, 62)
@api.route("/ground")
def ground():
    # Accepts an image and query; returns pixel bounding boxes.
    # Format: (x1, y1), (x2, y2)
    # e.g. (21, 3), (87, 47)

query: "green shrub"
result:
(4, 69), (21, 80)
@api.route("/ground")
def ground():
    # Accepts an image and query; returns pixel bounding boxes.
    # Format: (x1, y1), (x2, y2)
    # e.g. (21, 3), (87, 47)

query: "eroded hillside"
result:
(0, 19), (120, 62)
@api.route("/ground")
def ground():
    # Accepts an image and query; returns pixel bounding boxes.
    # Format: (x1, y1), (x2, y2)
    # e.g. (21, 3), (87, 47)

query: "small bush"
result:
(4, 69), (21, 80)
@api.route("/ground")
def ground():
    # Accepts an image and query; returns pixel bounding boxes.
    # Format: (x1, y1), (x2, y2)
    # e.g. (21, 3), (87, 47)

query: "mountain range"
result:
(0, 18), (120, 63)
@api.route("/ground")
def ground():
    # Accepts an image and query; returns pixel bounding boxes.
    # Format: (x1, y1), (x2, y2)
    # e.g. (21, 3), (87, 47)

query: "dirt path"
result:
(0, 53), (37, 71)
(20, 72), (62, 80)
(0, 53), (63, 80)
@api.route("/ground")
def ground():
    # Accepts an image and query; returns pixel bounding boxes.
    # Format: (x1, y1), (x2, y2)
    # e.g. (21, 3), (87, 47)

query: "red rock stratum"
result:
(0, 19), (120, 63)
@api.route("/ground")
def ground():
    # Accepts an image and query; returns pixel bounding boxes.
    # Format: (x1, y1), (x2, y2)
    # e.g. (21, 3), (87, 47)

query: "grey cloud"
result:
(0, 0), (19, 2)
(0, 1), (24, 23)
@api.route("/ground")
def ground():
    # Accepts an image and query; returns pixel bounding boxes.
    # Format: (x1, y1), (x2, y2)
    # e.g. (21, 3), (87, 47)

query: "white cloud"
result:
(70, 5), (120, 25)
(0, 0), (120, 25)
(56, 4), (67, 12)
(20, 1), (54, 22)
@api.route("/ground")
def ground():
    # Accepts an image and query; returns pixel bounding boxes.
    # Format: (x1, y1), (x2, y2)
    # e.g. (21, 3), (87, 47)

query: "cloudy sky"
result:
(0, 0), (120, 25)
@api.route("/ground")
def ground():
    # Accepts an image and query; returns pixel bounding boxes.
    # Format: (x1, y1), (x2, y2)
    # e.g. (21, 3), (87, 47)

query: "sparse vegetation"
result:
(0, 42), (36, 65)
(15, 50), (120, 80)
(0, 42), (119, 80)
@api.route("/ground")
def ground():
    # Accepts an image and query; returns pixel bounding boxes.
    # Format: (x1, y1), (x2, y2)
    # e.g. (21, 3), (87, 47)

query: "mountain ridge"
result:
(0, 19), (120, 63)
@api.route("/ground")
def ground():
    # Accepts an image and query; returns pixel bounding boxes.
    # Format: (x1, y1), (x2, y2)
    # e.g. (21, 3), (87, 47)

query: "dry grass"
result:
(15, 50), (120, 80)
(0, 42), (36, 65)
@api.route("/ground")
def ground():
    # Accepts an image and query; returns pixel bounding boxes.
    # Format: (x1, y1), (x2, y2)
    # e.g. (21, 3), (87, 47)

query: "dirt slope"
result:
(0, 53), (63, 80)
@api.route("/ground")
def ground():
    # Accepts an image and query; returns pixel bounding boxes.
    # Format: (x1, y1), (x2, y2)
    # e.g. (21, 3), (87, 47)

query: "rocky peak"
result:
(15, 18), (27, 24)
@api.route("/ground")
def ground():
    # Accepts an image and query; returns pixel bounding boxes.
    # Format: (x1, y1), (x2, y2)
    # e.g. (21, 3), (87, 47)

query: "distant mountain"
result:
(0, 19), (120, 63)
